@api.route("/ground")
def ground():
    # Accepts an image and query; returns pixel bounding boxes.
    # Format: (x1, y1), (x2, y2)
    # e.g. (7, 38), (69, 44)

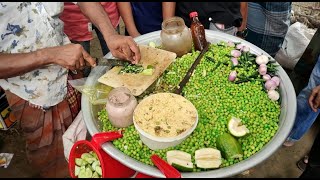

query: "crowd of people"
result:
(0, 2), (319, 178)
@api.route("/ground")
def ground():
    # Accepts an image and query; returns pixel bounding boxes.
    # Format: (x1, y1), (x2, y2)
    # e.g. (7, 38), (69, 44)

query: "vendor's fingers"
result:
(121, 44), (133, 62)
(309, 91), (318, 112)
(79, 55), (85, 67)
(67, 65), (76, 71)
(75, 60), (81, 70)
(112, 50), (127, 61)
(127, 39), (141, 62)
(314, 94), (320, 110)
(82, 49), (96, 67)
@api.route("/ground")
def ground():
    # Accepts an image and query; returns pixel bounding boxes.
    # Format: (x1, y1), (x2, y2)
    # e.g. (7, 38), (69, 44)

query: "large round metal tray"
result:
(82, 30), (297, 178)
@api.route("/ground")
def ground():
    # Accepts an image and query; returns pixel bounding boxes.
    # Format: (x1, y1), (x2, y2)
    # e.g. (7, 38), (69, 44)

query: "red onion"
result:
(228, 71), (237, 82)
(271, 76), (281, 86)
(265, 80), (277, 90)
(231, 57), (239, 66)
(231, 50), (241, 58)
(263, 74), (271, 81)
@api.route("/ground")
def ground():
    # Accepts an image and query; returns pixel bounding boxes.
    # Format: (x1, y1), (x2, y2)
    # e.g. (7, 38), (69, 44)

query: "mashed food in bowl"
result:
(133, 93), (197, 138)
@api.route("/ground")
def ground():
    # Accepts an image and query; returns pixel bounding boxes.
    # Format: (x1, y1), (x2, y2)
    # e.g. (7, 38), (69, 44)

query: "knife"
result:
(174, 42), (210, 95)
(96, 57), (129, 67)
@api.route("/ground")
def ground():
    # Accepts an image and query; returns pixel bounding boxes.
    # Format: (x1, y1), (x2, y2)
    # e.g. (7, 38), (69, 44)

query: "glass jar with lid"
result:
(105, 87), (137, 128)
(160, 16), (193, 57)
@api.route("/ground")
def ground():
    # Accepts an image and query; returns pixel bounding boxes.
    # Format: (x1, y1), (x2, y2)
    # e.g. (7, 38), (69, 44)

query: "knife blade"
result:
(174, 42), (210, 95)
(96, 57), (129, 67)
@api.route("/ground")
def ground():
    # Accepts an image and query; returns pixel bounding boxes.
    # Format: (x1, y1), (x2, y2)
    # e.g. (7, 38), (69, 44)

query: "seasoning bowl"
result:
(133, 93), (198, 150)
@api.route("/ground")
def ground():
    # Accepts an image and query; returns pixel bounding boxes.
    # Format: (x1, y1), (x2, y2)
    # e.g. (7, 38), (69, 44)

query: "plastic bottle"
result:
(189, 11), (207, 51)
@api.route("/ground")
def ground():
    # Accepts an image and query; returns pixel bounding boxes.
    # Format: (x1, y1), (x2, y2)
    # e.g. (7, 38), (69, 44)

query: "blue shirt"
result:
(130, 2), (162, 35)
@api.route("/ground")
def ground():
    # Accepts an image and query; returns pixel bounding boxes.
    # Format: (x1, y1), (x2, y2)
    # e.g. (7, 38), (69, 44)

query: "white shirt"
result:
(0, 2), (71, 107)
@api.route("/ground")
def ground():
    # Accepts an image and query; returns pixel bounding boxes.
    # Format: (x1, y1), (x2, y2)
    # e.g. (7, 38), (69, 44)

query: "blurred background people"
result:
(245, 2), (292, 57)
(173, 2), (247, 36)
(117, 2), (175, 37)
(60, 2), (120, 77)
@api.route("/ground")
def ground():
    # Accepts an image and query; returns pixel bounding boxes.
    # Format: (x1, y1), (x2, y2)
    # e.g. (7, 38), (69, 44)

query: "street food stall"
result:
(75, 29), (296, 178)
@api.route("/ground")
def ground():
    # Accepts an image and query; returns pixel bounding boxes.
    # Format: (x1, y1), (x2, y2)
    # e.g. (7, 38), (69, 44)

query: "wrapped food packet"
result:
(68, 78), (113, 105)
(0, 153), (14, 168)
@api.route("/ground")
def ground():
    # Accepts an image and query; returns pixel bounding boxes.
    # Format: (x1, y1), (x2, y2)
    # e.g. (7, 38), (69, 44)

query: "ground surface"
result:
(0, 2), (319, 178)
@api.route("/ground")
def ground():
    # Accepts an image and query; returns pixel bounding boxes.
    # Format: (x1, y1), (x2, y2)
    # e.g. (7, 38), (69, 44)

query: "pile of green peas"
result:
(98, 42), (281, 172)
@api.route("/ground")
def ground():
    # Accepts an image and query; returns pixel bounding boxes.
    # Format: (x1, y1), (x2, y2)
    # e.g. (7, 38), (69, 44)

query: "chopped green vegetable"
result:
(75, 158), (85, 166)
(119, 62), (144, 74)
(92, 172), (100, 178)
(75, 165), (80, 176)
(95, 166), (102, 176)
(141, 68), (154, 76)
(75, 151), (101, 178)
(81, 153), (93, 160)
(149, 41), (156, 48)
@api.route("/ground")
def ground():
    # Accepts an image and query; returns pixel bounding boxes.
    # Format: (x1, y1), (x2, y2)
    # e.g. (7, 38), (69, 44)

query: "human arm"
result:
(162, 2), (176, 20)
(77, 2), (140, 63)
(117, 2), (141, 38)
(309, 85), (320, 112)
(238, 2), (248, 32)
(236, 2), (248, 39)
(0, 44), (96, 79)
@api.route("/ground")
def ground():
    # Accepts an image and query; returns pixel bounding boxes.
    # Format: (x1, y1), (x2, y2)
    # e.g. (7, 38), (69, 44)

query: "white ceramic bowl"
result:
(133, 113), (198, 150)
(132, 93), (199, 150)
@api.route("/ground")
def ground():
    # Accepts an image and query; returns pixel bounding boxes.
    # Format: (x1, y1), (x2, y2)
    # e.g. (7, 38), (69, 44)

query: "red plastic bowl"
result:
(68, 131), (136, 178)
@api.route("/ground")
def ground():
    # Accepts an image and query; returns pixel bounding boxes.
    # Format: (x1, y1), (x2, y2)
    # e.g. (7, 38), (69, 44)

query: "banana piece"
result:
(195, 148), (222, 169)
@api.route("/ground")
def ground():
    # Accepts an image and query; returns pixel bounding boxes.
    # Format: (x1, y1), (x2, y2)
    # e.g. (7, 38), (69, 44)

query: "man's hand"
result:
(106, 34), (141, 64)
(44, 43), (96, 71)
(77, 2), (141, 64)
(309, 85), (320, 112)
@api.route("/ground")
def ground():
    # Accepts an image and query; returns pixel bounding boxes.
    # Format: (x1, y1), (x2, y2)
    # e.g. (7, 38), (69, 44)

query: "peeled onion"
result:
(271, 76), (281, 86)
(236, 44), (244, 51)
(227, 41), (235, 47)
(243, 46), (250, 52)
(228, 71), (237, 82)
(231, 58), (239, 66)
(265, 80), (277, 90)
(263, 74), (271, 81)
(268, 90), (280, 101)
(256, 55), (269, 65)
(231, 50), (241, 58)
(259, 64), (267, 75)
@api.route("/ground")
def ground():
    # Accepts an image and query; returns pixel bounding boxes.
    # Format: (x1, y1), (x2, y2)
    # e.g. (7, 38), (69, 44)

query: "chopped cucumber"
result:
(78, 168), (87, 178)
(92, 172), (100, 178)
(95, 166), (102, 176)
(75, 165), (80, 176)
(75, 158), (84, 166)
(141, 68), (154, 76)
(91, 160), (100, 170)
(81, 153), (93, 159)
(85, 157), (97, 164)
(149, 41), (156, 48)
(75, 151), (102, 178)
